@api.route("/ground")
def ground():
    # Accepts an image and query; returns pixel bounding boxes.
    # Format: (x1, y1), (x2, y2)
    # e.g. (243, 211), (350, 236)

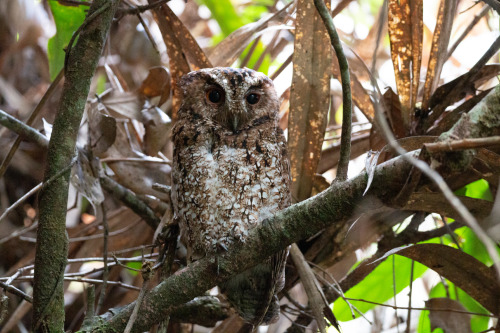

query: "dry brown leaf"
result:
(150, 1), (192, 120)
(138, 66), (172, 106)
(382, 87), (405, 138)
(422, 0), (458, 110)
(142, 105), (171, 156)
(70, 150), (104, 214)
(426, 298), (472, 333)
(318, 132), (370, 173)
(388, 0), (413, 127)
(207, 3), (293, 67)
(331, 58), (374, 123)
(403, 192), (492, 221)
(156, 4), (212, 71)
(427, 64), (500, 111)
(88, 102), (117, 157)
(396, 243), (500, 314)
(288, 0), (332, 201)
(100, 90), (142, 120)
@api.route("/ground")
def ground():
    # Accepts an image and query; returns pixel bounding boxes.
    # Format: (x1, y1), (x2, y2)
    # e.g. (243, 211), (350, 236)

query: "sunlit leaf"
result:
(333, 254), (428, 321)
(47, 1), (88, 80)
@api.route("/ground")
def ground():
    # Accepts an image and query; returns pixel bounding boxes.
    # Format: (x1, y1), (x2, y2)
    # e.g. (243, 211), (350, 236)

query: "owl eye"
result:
(246, 93), (260, 105)
(206, 88), (224, 104)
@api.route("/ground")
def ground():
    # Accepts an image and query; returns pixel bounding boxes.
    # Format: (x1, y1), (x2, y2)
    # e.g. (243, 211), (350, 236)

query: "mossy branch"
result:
(31, 1), (120, 331)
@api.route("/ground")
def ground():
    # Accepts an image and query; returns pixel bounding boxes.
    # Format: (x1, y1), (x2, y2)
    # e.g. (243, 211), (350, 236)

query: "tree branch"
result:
(32, 0), (120, 331)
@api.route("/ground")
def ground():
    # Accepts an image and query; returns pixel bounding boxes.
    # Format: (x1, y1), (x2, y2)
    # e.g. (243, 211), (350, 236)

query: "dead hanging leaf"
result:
(331, 56), (374, 123)
(382, 87), (405, 138)
(422, 0), (458, 110)
(138, 66), (172, 107)
(396, 243), (500, 314)
(88, 102), (117, 157)
(99, 90), (142, 120)
(155, 3), (212, 70)
(388, 0), (423, 130)
(427, 64), (500, 111)
(104, 63), (129, 92)
(208, 2), (293, 67)
(375, 135), (437, 163)
(317, 132), (370, 173)
(70, 150), (104, 215)
(425, 298), (472, 333)
(427, 89), (491, 136)
(150, 1), (191, 120)
(403, 192), (493, 221)
(278, 87), (290, 131)
(288, 0), (332, 201)
(142, 105), (172, 156)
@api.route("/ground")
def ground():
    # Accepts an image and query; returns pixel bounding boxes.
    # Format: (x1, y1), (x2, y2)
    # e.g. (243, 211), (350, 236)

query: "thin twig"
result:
(405, 260), (415, 333)
(425, 136), (500, 152)
(8, 276), (140, 291)
(0, 70), (63, 179)
(446, 4), (490, 60)
(0, 154), (77, 224)
(118, 0), (171, 15)
(124, 262), (154, 333)
(0, 282), (32, 303)
(344, 297), (498, 318)
(481, 0), (500, 14)
(392, 255), (400, 333)
(0, 110), (49, 149)
(0, 184), (42, 223)
(0, 221), (38, 245)
(96, 204), (109, 315)
(313, 0), (352, 181)
(270, 54), (292, 81)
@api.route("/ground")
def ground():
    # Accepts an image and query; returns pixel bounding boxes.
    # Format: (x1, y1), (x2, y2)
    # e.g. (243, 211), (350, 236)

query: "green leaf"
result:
(198, 0), (242, 36)
(454, 179), (493, 201)
(47, 1), (88, 80)
(333, 254), (427, 321)
(196, 0), (271, 73)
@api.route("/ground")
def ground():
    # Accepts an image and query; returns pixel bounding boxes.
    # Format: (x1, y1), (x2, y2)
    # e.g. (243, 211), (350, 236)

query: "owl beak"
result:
(232, 116), (239, 132)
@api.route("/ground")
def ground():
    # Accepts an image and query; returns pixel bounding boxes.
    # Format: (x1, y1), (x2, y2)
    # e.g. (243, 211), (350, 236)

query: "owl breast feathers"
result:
(171, 67), (291, 326)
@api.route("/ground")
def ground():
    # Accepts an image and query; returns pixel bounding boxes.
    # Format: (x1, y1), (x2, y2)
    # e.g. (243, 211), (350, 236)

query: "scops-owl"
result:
(171, 67), (291, 326)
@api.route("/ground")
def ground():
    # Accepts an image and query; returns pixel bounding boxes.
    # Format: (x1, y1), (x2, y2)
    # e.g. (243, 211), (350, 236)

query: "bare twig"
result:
(345, 297), (498, 317)
(289, 244), (327, 332)
(447, 4), (490, 60)
(313, 0), (352, 181)
(124, 262), (154, 333)
(95, 204), (109, 315)
(0, 70), (63, 179)
(425, 136), (500, 152)
(0, 282), (32, 303)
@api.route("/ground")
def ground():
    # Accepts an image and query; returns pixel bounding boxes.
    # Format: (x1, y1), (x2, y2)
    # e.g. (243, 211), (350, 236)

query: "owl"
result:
(171, 67), (291, 326)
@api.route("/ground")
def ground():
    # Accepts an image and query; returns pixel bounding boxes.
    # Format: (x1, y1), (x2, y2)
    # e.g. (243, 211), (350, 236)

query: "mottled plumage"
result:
(171, 67), (291, 326)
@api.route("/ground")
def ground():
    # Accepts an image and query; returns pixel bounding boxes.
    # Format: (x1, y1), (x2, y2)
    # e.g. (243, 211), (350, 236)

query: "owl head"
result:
(178, 67), (279, 132)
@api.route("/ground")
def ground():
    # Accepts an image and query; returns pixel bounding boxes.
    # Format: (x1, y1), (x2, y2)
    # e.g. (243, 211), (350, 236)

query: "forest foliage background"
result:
(0, 0), (500, 332)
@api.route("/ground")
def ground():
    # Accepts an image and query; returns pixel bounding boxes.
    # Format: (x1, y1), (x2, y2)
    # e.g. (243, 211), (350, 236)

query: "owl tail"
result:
(221, 248), (289, 327)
